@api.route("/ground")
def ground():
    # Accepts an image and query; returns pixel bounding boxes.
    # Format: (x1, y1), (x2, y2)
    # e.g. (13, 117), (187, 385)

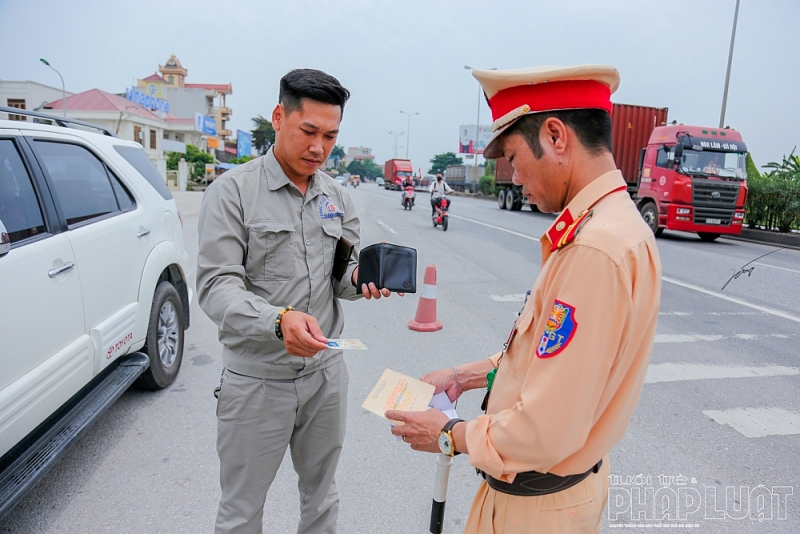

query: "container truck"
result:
(383, 159), (414, 190)
(444, 165), (485, 193)
(495, 103), (749, 241)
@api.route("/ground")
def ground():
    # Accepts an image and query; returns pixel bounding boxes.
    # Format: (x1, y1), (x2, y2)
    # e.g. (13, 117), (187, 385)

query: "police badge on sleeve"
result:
(536, 300), (578, 358)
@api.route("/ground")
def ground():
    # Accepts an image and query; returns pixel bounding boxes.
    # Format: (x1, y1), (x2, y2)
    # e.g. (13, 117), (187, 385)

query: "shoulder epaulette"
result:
(554, 209), (594, 251)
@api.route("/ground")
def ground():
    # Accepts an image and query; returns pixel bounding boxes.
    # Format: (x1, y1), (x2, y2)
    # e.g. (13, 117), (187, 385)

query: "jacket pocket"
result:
(321, 220), (343, 279)
(246, 219), (296, 281)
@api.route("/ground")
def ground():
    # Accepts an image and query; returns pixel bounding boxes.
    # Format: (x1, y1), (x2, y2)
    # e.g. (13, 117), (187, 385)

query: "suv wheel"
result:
(135, 282), (185, 390)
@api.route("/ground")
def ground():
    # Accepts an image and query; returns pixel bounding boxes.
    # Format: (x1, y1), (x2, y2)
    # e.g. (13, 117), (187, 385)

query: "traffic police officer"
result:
(387, 64), (662, 533)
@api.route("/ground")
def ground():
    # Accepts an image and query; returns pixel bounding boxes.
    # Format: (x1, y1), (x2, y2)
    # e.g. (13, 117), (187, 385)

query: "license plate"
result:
(706, 218), (721, 225)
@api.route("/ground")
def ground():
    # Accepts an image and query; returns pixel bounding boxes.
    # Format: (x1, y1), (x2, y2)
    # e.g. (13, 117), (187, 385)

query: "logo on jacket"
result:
(536, 300), (578, 358)
(319, 196), (344, 220)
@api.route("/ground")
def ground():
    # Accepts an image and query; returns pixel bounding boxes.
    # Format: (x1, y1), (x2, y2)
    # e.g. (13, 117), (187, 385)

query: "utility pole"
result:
(40, 58), (66, 117)
(389, 131), (404, 159)
(399, 111), (419, 160)
(719, 0), (741, 128)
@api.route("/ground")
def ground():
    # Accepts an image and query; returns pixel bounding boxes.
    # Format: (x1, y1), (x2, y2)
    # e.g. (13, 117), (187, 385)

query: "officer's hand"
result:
(352, 267), (405, 299)
(386, 408), (450, 453)
(420, 368), (461, 402)
(280, 311), (329, 357)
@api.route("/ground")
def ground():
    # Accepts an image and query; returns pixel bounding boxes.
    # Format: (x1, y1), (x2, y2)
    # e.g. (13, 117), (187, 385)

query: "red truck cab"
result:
(383, 159), (414, 191)
(611, 104), (748, 242)
(636, 125), (748, 241)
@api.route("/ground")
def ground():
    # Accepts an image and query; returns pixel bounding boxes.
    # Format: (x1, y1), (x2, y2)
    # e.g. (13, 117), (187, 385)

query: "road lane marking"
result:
(447, 214), (540, 241)
(754, 262), (800, 274)
(375, 220), (396, 234)
(645, 363), (800, 384)
(436, 213), (800, 325)
(654, 334), (724, 343)
(654, 333), (794, 343)
(703, 407), (800, 438)
(661, 276), (800, 324)
(490, 294), (528, 302)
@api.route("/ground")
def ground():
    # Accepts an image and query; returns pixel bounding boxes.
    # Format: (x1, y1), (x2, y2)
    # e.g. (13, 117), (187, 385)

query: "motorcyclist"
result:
(401, 176), (416, 207)
(430, 173), (453, 216)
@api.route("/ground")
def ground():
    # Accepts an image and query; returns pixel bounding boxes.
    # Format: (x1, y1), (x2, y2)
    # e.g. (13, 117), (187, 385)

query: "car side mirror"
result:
(0, 219), (10, 258)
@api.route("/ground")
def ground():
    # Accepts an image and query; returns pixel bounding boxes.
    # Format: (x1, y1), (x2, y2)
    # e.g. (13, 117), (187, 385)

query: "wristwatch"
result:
(437, 418), (464, 457)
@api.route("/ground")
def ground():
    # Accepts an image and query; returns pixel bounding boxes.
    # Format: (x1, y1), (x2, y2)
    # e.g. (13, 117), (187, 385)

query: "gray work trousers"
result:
(214, 359), (348, 534)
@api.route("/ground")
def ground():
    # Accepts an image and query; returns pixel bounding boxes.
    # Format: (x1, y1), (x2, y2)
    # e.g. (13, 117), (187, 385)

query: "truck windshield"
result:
(678, 150), (746, 180)
(397, 171), (412, 177)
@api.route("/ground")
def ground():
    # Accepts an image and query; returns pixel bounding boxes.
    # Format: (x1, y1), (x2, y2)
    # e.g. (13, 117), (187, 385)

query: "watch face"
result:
(438, 432), (453, 455)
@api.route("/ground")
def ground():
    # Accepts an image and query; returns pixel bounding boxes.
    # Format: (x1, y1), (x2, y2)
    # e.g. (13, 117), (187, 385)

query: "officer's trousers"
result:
(214, 360), (348, 534)
(463, 455), (610, 534)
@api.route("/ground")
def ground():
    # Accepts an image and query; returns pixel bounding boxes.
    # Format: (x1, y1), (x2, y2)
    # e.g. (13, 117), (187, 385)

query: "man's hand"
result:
(280, 311), (329, 357)
(420, 368), (461, 402)
(352, 266), (405, 299)
(386, 408), (450, 453)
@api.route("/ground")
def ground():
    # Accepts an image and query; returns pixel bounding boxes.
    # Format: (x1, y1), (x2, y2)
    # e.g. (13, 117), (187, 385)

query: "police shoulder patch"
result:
(536, 299), (578, 358)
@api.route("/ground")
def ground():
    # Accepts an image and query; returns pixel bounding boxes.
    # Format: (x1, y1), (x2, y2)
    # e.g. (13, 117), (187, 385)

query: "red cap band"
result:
(488, 80), (612, 124)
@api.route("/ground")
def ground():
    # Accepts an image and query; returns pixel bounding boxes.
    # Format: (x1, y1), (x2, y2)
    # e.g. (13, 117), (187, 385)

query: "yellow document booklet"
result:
(361, 368), (435, 420)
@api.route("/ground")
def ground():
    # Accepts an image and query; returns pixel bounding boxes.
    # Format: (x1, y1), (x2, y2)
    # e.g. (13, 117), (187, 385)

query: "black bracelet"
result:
(275, 306), (293, 340)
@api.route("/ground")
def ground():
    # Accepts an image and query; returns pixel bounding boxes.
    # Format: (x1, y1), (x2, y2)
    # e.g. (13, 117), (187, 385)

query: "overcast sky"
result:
(2, 0), (797, 172)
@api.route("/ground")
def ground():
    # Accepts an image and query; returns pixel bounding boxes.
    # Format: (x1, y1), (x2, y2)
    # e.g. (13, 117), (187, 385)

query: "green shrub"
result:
(477, 174), (495, 195)
(745, 150), (800, 232)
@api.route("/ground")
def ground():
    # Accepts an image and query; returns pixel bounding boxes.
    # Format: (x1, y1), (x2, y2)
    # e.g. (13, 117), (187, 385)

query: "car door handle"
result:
(48, 262), (75, 278)
(137, 229), (151, 238)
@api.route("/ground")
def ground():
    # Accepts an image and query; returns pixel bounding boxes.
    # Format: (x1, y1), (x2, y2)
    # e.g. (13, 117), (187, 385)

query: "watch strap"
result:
(441, 418), (464, 433)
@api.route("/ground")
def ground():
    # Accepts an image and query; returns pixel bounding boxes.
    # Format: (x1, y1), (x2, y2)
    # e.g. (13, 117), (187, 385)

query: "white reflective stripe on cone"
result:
(421, 284), (437, 299)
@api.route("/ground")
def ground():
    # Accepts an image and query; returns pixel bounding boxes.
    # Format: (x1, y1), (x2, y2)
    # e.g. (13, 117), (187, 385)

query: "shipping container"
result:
(611, 103), (668, 187)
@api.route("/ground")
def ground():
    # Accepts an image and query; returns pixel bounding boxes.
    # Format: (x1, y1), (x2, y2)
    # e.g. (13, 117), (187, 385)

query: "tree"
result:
(251, 115), (275, 155)
(346, 160), (364, 176)
(360, 158), (383, 179)
(429, 152), (463, 175)
(165, 145), (213, 178)
(330, 145), (346, 168)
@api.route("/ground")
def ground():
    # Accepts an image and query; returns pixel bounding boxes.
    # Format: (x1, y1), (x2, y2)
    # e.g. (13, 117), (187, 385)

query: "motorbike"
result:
(401, 184), (416, 210)
(431, 191), (449, 231)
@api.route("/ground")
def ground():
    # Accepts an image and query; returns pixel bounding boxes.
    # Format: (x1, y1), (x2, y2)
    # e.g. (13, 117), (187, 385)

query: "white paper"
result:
(394, 391), (459, 441)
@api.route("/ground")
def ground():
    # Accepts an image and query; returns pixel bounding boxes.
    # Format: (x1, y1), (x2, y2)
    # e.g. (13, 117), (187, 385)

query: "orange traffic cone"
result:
(409, 264), (443, 332)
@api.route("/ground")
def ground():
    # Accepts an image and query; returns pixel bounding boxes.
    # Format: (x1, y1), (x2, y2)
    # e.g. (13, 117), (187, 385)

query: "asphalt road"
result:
(2, 184), (798, 533)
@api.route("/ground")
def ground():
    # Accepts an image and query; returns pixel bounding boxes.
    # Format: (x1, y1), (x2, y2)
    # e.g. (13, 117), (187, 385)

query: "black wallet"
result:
(357, 243), (417, 293)
(332, 237), (354, 282)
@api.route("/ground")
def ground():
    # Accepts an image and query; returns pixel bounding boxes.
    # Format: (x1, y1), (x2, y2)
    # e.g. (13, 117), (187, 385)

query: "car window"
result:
(656, 147), (674, 169)
(0, 139), (46, 243)
(113, 145), (173, 200)
(35, 141), (129, 226)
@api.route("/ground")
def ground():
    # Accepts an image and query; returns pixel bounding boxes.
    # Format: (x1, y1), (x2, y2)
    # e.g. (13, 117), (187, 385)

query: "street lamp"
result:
(399, 111), (419, 160)
(719, 0), (741, 128)
(389, 131), (404, 159)
(40, 58), (66, 118)
(464, 65), (497, 166)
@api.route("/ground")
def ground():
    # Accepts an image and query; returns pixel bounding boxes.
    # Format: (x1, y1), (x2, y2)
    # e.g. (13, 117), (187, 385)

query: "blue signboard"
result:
(237, 130), (252, 159)
(126, 87), (169, 114)
(195, 113), (217, 136)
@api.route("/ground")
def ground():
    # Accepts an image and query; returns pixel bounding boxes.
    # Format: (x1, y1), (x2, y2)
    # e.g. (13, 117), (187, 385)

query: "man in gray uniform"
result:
(197, 69), (395, 534)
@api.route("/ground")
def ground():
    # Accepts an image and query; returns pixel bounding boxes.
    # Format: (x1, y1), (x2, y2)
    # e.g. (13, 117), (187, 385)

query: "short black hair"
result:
(279, 69), (350, 115)
(504, 109), (612, 158)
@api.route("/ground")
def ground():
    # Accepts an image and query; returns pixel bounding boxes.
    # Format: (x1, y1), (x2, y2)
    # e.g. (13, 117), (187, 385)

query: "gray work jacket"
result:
(196, 148), (361, 379)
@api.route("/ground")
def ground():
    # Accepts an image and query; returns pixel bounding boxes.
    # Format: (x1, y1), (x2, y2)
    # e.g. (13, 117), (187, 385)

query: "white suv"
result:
(0, 108), (192, 516)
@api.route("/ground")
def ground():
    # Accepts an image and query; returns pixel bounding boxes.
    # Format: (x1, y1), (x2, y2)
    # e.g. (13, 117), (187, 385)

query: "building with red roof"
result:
(136, 55), (233, 139)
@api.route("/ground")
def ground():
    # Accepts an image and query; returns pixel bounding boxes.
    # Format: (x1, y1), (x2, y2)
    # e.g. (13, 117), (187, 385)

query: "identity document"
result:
(361, 368), (435, 420)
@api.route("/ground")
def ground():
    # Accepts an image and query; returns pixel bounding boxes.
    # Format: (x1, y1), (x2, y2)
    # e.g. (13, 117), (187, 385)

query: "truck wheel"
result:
(505, 190), (516, 210)
(511, 196), (523, 211)
(639, 202), (660, 236)
(529, 203), (539, 212)
(135, 281), (185, 390)
(497, 190), (507, 209)
(698, 232), (720, 242)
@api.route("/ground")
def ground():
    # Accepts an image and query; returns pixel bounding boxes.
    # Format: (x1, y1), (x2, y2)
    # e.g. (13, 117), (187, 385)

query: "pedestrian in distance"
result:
(197, 68), (398, 534)
(388, 64), (662, 534)
(429, 173), (453, 216)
